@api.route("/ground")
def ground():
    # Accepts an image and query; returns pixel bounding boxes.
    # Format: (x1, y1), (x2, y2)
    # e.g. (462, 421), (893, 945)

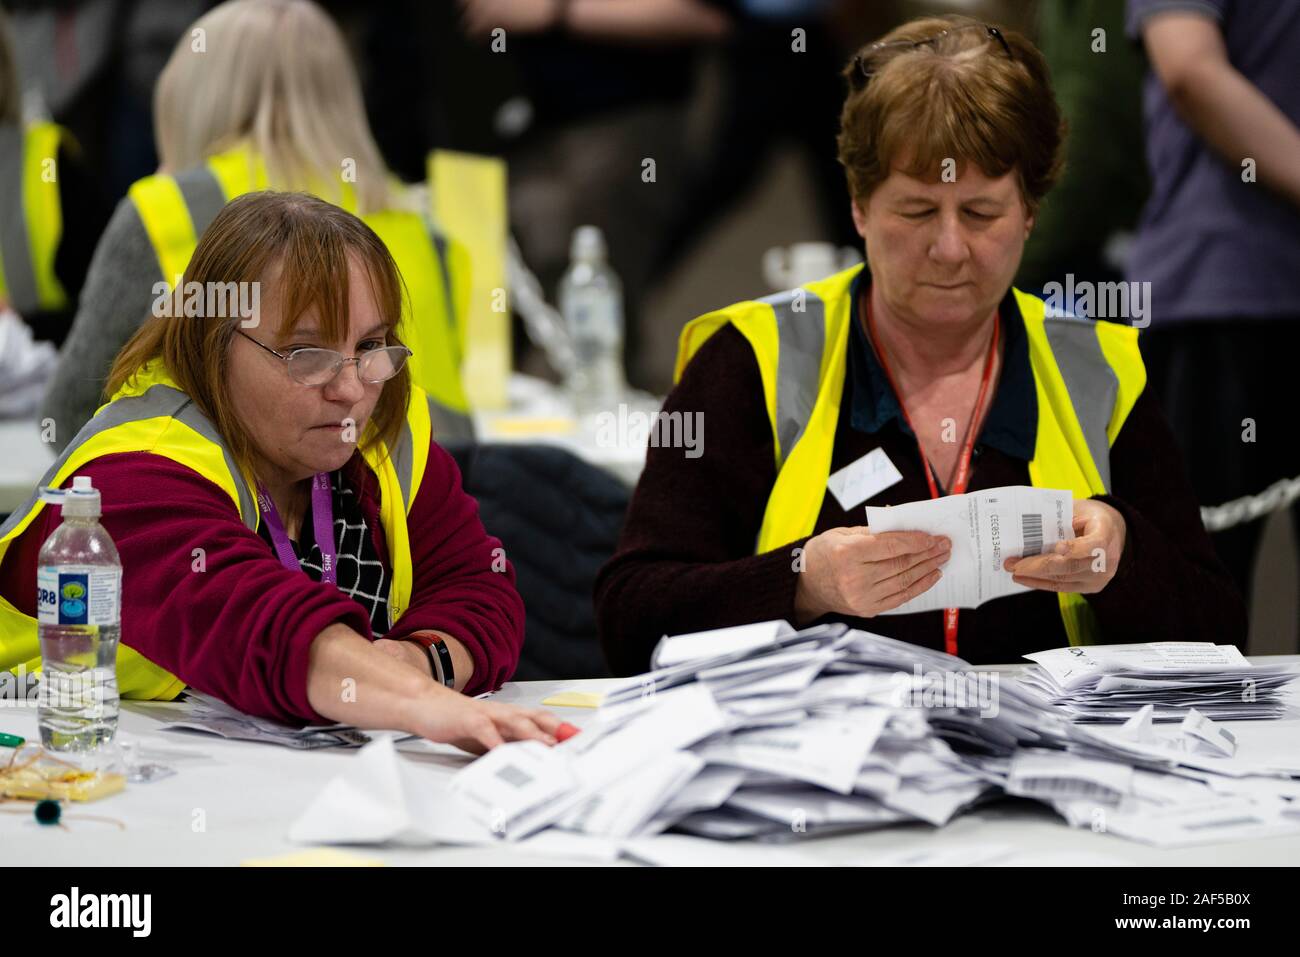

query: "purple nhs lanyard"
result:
(257, 472), (337, 586)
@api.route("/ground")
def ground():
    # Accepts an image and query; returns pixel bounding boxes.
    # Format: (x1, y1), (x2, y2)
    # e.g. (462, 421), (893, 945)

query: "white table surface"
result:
(3, 664), (1299, 866)
(473, 374), (657, 486)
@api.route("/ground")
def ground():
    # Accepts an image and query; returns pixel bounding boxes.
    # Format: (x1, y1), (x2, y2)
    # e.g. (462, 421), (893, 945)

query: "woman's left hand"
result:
(1003, 498), (1126, 594)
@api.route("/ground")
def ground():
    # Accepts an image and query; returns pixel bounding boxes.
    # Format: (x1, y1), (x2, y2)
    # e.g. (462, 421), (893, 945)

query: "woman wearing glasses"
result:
(596, 16), (1246, 674)
(0, 192), (561, 752)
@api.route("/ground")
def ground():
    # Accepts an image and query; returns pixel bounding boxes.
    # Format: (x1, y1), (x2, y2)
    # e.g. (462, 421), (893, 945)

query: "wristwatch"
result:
(402, 632), (455, 689)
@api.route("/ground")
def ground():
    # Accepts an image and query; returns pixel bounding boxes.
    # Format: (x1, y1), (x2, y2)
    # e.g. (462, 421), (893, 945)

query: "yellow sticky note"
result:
(541, 691), (604, 709)
(487, 417), (576, 437)
(242, 848), (385, 867)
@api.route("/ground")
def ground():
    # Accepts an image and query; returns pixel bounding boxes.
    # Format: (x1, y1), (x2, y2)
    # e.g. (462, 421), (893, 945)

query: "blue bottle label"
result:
(36, 567), (121, 626)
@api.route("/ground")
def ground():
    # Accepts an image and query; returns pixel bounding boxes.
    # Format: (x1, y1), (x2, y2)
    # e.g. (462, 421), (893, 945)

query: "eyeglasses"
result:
(851, 23), (1014, 89)
(236, 330), (411, 386)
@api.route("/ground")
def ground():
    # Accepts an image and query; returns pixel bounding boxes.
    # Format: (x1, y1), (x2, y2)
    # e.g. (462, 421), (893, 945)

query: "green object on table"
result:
(0, 732), (25, 748)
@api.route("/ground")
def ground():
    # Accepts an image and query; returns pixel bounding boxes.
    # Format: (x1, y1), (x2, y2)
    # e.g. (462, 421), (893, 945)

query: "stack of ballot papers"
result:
(1019, 643), (1297, 722)
(421, 621), (1300, 852)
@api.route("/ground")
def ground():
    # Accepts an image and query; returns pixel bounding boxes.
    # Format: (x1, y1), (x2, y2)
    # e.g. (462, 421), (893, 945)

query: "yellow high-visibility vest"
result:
(0, 361), (436, 699)
(127, 144), (471, 435)
(0, 120), (69, 315)
(674, 264), (1148, 646)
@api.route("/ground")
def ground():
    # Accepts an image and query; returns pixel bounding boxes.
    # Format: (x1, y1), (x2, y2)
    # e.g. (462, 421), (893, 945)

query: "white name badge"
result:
(826, 447), (904, 512)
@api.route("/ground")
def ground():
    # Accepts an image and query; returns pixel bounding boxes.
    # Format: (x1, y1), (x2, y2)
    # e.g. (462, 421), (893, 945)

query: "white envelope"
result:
(289, 737), (489, 846)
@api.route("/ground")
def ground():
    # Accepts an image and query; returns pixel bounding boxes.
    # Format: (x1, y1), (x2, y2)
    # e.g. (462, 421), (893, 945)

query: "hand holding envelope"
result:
(1003, 497), (1127, 595)
(865, 485), (1073, 615)
(793, 527), (953, 623)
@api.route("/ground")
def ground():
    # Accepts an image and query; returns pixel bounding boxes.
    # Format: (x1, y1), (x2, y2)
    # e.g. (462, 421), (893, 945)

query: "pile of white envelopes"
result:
(445, 622), (1300, 849)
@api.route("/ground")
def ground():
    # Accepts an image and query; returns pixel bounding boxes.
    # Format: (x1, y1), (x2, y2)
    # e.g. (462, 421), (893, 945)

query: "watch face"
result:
(432, 638), (455, 687)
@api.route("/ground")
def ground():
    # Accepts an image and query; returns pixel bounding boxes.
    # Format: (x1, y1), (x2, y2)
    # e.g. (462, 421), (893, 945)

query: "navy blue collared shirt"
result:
(844, 271), (1038, 492)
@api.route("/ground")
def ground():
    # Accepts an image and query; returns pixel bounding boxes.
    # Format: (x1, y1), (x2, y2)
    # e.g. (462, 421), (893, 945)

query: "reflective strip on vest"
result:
(385, 394), (436, 516)
(760, 287), (826, 464)
(674, 266), (1147, 646)
(171, 166), (227, 257)
(1042, 318), (1118, 492)
(0, 121), (68, 314)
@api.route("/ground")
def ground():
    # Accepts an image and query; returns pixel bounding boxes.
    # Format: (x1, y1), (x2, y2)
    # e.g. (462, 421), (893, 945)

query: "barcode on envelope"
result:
(1021, 513), (1044, 556)
(495, 765), (534, 788)
(1020, 778), (1119, 801)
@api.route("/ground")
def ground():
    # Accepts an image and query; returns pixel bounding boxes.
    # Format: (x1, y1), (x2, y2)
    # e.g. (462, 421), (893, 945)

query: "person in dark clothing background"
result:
(456, 0), (734, 390)
(1125, 0), (1300, 609)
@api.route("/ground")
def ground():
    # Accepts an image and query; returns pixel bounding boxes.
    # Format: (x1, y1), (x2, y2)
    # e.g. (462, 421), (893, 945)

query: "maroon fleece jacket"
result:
(0, 442), (524, 723)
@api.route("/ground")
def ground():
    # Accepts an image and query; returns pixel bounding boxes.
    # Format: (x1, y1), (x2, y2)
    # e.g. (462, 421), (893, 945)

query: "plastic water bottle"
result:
(559, 225), (626, 414)
(35, 476), (122, 761)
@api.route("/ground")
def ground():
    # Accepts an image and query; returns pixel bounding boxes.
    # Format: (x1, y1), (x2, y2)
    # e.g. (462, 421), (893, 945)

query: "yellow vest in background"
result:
(0, 120), (69, 315)
(674, 264), (1147, 646)
(0, 362), (436, 699)
(127, 144), (472, 436)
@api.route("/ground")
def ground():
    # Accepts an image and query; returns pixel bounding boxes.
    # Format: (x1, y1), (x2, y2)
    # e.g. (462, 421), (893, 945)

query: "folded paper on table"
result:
(289, 737), (490, 847)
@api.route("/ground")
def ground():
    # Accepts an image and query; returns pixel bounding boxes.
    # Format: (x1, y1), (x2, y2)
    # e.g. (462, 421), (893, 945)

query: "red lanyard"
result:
(257, 472), (338, 586)
(865, 298), (1000, 657)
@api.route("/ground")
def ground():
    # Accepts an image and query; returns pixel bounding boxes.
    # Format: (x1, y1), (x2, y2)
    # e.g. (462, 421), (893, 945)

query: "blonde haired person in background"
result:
(41, 0), (472, 448)
(152, 0), (389, 212)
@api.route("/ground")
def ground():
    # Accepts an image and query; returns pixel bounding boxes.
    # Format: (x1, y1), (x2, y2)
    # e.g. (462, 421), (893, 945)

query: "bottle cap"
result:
(570, 225), (606, 262)
(38, 475), (102, 519)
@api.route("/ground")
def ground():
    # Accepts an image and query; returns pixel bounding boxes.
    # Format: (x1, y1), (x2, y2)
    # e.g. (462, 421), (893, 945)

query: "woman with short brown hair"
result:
(596, 16), (1245, 674)
(1, 191), (559, 752)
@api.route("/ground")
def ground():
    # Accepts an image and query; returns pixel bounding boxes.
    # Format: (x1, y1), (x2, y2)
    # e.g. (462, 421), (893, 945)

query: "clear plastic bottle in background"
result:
(559, 225), (627, 414)
(36, 476), (122, 762)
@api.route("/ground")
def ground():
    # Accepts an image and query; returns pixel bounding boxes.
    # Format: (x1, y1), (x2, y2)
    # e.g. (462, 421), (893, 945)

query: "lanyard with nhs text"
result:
(257, 472), (337, 586)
